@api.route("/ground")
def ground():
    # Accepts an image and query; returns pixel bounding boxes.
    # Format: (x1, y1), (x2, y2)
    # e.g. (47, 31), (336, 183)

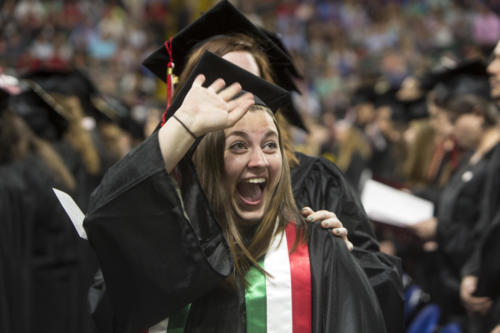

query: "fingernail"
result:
(307, 216), (313, 222)
(335, 229), (340, 234)
(323, 221), (329, 227)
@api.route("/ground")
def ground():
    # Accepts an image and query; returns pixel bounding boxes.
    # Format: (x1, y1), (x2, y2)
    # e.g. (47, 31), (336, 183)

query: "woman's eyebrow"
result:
(226, 131), (249, 140)
(264, 130), (278, 138)
(226, 130), (278, 140)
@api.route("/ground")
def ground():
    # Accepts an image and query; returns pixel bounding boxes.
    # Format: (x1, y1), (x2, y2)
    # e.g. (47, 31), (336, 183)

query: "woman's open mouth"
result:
(237, 177), (266, 206)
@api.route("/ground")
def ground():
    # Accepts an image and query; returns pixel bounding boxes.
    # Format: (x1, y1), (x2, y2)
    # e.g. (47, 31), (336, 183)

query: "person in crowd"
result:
(412, 91), (500, 326)
(460, 39), (500, 333)
(84, 50), (387, 333)
(0, 75), (96, 333)
(319, 107), (372, 191)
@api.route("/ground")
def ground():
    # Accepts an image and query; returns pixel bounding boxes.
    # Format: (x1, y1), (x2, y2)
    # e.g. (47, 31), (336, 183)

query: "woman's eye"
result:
(263, 141), (278, 151)
(229, 142), (247, 152)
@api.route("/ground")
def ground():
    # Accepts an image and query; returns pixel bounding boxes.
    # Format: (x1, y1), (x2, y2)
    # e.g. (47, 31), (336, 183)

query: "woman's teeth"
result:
(246, 178), (265, 184)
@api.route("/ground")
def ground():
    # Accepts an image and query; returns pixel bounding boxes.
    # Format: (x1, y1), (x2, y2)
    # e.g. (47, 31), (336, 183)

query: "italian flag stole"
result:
(245, 222), (312, 333)
(149, 223), (312, 333)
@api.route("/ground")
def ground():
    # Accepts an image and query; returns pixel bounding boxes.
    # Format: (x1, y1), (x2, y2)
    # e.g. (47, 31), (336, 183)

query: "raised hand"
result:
(174, 74), (255, 137)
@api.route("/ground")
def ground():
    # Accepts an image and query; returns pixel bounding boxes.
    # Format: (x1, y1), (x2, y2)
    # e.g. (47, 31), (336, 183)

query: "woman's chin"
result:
(234, 208), (265, 226)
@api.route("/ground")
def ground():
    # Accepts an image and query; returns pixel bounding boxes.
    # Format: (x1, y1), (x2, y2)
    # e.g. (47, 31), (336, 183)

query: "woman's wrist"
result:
(174, 108), (203, 138)
(158, 111), (198, 173)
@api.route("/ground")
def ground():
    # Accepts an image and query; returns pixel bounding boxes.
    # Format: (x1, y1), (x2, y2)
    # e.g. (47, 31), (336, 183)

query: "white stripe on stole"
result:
(264, 230), (293, 333)
(148, 317), (169, 333)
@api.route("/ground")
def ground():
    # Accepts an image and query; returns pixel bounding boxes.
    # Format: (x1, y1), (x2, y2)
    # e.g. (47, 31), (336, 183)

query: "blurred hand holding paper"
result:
(361, 179), (434, 227)
(52, 188), (87, 239)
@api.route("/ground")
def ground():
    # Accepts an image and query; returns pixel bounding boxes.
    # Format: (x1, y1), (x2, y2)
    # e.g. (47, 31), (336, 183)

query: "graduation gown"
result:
(461, 144), (500, 331)
(84, 132), (387, 333)
(434, 144), (500, 319)
(291, 152), (404, 333)
(0, 155), (97, 333)
(0, 160), (35, 333)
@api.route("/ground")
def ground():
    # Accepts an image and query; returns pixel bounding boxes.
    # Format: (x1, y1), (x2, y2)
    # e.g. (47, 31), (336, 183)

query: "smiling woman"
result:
(193, 103), (303, 285)
(83, 51), (386, 333)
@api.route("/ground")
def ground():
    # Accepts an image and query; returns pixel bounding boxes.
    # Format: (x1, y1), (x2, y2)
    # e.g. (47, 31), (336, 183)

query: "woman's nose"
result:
(248, 148), (269, 168)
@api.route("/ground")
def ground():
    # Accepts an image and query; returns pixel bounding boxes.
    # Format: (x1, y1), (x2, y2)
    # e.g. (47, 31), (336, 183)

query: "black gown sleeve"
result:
(291, 152), (404, 333)
(83, 132), (233, 333)
(308, 223), (387, 333)
(291, 152), (377, 249)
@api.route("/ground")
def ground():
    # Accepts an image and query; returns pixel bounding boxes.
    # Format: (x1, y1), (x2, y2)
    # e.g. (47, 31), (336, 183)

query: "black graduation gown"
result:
(0, 160), (35, 333)
(0, 155), (97, 333)
(460, 144), (500, 331)
(434, 144), (499, 319)
(291, 152), (404, 333)
(84, 132), (387, 333)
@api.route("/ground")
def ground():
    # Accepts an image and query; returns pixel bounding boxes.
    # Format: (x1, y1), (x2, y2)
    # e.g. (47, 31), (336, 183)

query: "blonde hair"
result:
(192, 105), (305, 284)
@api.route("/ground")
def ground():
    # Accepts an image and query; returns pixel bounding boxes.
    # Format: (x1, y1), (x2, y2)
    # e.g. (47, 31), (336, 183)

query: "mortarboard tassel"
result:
(161, 37), (174, 127)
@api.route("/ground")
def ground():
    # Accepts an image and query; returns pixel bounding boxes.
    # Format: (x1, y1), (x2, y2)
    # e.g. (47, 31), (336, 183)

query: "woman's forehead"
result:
(222, 51), (260, 77)
(225, 109), (278, 136)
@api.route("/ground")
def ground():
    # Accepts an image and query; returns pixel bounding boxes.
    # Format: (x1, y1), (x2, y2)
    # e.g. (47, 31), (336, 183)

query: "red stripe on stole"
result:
(285, 223), (312, 333)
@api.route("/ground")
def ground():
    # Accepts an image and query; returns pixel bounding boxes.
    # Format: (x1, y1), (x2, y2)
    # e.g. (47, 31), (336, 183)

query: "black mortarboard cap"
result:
(400, 97), (429, 122)
(164, 51), (291, 125)
(143, 1), (293, 82)
(352, 86), (377, 106)
(259, 28), (303, 82)
(420, 59), (491, 99)
(97, 95), (145, 140)
(374, 87), (408, 123)
(10, 80), (69, 141)
(21, 68), (115, 122)
(142, 0), (308, 131)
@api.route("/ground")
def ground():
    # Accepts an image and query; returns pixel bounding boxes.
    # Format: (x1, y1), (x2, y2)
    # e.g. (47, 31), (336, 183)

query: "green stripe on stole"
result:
(166, 304), (191, 333)
(163, 264), (267, 333)
(164, 259), (269, 332)
(245, 258), (267, 332)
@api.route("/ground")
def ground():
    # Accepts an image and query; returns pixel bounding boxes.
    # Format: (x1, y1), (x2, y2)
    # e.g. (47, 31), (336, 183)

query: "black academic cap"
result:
(165, 51), (291, 125)
(259, 28), (303, 81)
(10, 80), (69, 141)
(258, 28), (308, 131)
(98, 95), (144, 140)
(420, 59), (491, 99)
(21, 68), (115, 122)
(374, 87), (408, 123)
(400, 97), (429, 122)
(143, 1), (292, 82)
(352, 86), (377, 106)
(142, 0), (308, 131)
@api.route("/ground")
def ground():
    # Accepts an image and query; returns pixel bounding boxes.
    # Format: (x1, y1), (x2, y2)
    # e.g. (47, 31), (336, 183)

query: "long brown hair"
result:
(174, 33), (298, 166)
(192, 105), (306, 284)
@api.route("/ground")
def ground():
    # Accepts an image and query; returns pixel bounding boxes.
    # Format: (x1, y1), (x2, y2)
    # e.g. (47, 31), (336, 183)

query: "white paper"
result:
(361, 179), (434, 227)
(52, 188), (87, 239)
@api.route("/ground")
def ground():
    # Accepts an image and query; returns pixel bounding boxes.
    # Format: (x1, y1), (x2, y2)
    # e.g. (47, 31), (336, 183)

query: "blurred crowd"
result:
(2, 0), (500, 332)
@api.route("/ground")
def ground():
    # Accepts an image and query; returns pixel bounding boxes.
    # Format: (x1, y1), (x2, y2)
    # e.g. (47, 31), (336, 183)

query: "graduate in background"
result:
(84, 50), (386, 333)
(460, 40), (500, 333)
(411, 80), (500, 327)
(0, 75), (97, 333)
